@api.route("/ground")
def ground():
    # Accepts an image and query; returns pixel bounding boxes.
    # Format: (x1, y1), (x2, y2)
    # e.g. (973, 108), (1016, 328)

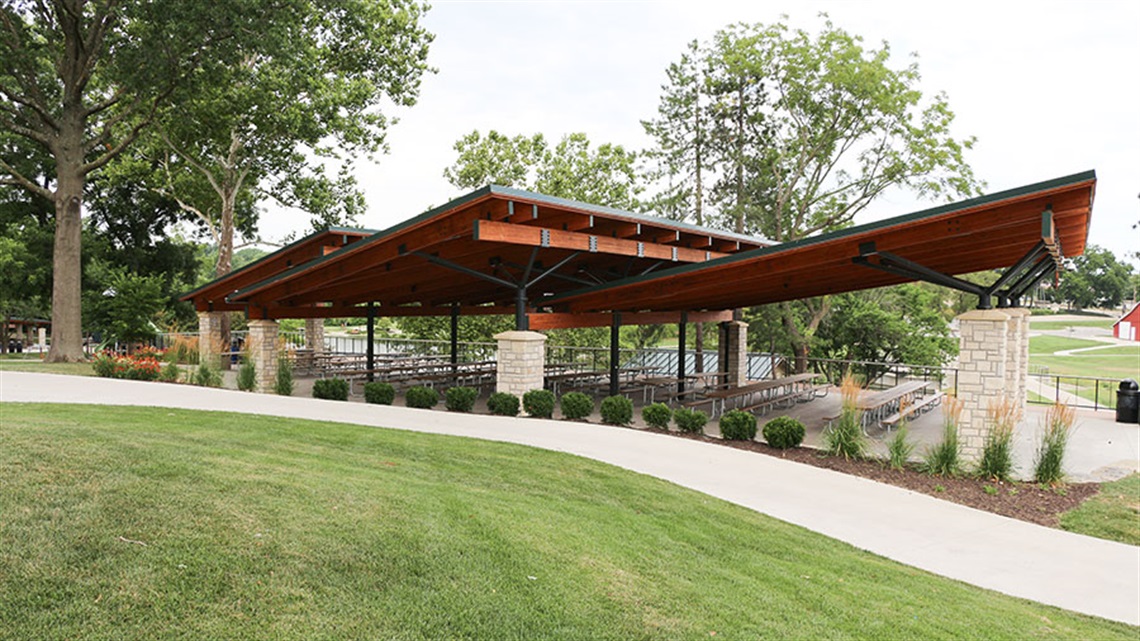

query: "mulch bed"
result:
(641, 427), (1099, 528)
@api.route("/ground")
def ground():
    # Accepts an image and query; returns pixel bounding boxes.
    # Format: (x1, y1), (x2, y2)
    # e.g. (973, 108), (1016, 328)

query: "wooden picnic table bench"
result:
(825, 380), (934, 433)
(697, 373), (822, 417)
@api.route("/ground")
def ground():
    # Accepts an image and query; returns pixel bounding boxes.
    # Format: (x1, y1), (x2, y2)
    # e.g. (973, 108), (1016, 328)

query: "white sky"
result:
(263, 0), (1140, 266)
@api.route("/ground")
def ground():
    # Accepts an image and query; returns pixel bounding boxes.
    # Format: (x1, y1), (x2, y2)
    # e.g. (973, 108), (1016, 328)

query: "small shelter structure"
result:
(1113, 303), (1140, 342)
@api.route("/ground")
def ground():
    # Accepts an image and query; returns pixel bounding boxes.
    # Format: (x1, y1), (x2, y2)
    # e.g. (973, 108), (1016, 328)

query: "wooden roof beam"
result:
(474, 220), (726, 264)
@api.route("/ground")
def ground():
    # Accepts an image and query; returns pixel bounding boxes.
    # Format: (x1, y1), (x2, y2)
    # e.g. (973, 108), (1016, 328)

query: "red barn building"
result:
(1114, 303), (1140, 341)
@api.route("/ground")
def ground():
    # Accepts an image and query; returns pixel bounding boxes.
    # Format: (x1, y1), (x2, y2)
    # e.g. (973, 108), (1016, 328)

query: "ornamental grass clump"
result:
(487, 392), (520, 416)
(313, 377), (349, 401)
(641, 403), (672, 430)
(1034, 402), (1074, 485)
(719, 409), (757, 441)
(405, 386), (440, 409)
(559, 392), (594, 421)
(445, 386), (479, 413)
(159, 360), (181, 383)
(824, 375), (867, 460)
(192, 362), (223, 388)
(673, 407), (708, 434)
(274, 356), (295, 396)
(363, 381), (395, 405)
(762, 416), (805, 449)
(924, 394), (962, 476)
(977, 395), (1019, 481)
(236, 359), (256, 392)
(523, 389), (555, 418)
(886, 400), (915, 470)
(600, 395), (634, 426)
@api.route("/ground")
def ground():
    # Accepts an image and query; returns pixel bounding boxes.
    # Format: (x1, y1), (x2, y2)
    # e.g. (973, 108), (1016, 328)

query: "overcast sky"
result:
(264, 0), (1140, 266)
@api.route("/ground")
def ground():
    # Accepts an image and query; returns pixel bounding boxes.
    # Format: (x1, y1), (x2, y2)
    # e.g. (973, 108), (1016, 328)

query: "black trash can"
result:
(1117, 379), (1139, 424)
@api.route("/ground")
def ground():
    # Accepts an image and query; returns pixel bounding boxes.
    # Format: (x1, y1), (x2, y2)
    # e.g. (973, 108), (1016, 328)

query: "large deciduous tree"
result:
(0, 0), (254, 361)
(645, 17), (981, 370)
(1057, 245), (1133, 310)
(153, 0), (432, 282)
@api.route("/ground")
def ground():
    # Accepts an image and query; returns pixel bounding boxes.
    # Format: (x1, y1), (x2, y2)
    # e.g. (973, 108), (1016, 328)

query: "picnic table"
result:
(693, 373), (823, 417)
(826, 380), (938, 433)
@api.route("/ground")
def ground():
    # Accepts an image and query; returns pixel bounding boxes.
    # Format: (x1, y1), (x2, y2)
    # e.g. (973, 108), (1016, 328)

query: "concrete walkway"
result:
(2, 371), (1138, 626)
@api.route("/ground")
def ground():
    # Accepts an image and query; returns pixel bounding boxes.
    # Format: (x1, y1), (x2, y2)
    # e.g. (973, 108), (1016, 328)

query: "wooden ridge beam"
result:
(260, 304), (516, 320)
(474, 219), (727, 264)
(527, 310), (732, 330)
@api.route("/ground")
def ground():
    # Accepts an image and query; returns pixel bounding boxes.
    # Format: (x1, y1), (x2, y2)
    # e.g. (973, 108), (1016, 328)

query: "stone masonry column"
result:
(248, 319), (279, 394)
(304, 318), (325, 353)
(1004, 308), (1031, 410)
(197, 311), (224, 369)
(722, 320), (749, 387)
(955, 309), (1011, 463)
(495, 331), (546, 398)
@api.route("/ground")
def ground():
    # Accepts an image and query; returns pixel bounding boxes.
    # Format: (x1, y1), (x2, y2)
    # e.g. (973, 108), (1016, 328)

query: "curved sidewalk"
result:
(3, 371), (1138, 626)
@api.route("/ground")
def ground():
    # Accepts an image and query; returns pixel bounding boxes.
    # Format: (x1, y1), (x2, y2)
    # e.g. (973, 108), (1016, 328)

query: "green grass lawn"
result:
(1029, 319), (1115, 331)
(0, 358), (93, 376)
(1061, 474), (1140, 546)
(1028, 335), (1106, 354)
(2, 404), (1134, 640)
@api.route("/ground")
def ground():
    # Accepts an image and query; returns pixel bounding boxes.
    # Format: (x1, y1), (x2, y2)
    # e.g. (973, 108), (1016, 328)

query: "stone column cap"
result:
(958, 309), (1011, 322)
(1001, 307), (1032, 317)
(494, 330), (547, 342)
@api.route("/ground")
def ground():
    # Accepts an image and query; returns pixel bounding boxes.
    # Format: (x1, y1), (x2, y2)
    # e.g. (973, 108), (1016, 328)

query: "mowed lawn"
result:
(2, 405), (1135, 640)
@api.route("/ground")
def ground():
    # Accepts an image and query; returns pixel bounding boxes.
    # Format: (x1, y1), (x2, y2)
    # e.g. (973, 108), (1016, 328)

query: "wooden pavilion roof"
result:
(546, 171), (1096, 314)
(185, 172), (1096, 325)
(181, 227), (374, 313)
(217, 186), (766, 321)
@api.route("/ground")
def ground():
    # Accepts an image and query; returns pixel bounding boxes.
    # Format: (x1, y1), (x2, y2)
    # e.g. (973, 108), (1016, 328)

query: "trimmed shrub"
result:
(274, 356), (294, 396)
(363, 381), (396, 405)
(673, 407), (708, 434)
(92, 352), (117, 378)
(445, 386), (479, 413)
(559, 392), (594, 421)
(159, 361), (181, 383)
(641, 403), (672, 430)
(762, 416), (805, 449)
(1034, 402), (1074, 485)
(600, 395), (633, 426)
(405, 386), (440, 409)
(487, 392), (520, 416)
(719, 409), (757, 441)
(523, 389), (555, 418)
(237, 359), (256, 392)
(313, 377), (349, 401)
(192, 362), (222, 388)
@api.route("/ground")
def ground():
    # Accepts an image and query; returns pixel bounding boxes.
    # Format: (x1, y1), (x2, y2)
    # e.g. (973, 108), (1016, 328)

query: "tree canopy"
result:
(444, 130), (642, 210)
(644, 17), (981, 369)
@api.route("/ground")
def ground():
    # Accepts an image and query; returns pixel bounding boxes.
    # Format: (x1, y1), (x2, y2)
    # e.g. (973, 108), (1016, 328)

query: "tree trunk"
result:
(1, 315), (8, 354)
(216, 185), (237, 367)
(46, 122), (87, 362)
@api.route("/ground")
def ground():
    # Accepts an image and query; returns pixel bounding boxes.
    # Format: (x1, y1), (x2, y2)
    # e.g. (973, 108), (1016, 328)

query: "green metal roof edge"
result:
(543, 170), (1097, 306)
(180, 226), (375, 301)
(487, 185), (768, 245)
(227, 187), (497, 302)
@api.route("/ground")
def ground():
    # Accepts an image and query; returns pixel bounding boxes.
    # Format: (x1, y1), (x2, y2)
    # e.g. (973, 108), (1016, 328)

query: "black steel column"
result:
(366, 302), (375, 382)
(450, 304), (459, 365)
(609, 311), (621, 397)
(515, 288), (528, 331)
(677, 312), (687, 395)
(450, 303), (459, 383)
